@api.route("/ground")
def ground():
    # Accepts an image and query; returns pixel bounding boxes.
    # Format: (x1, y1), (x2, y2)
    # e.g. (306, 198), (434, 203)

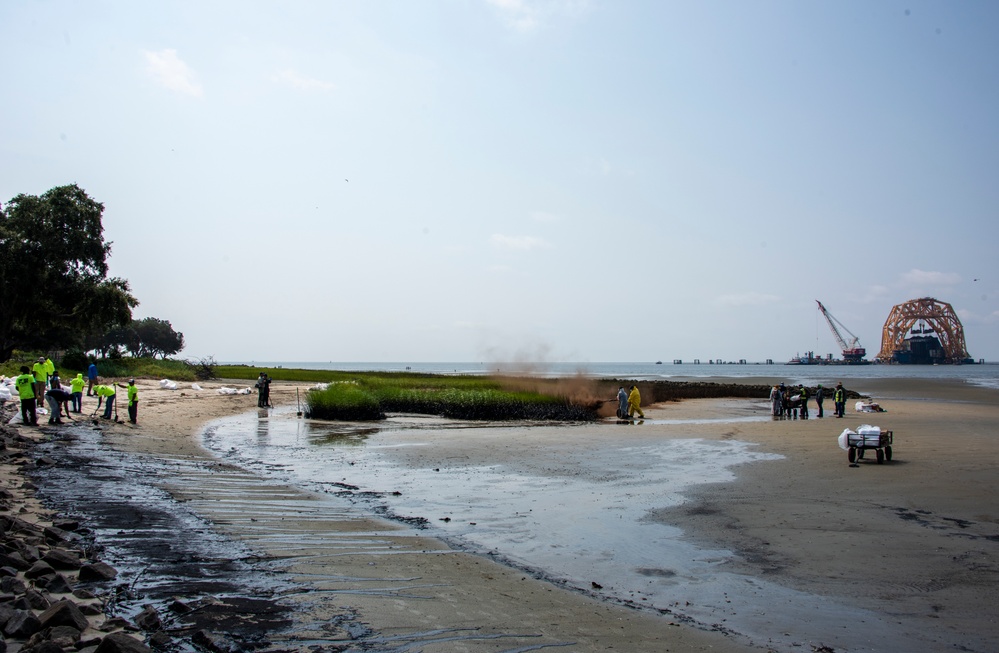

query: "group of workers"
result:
(769, 382), (846, 420)
(13, 357), (138, 426)
(615, 385), (645, 420)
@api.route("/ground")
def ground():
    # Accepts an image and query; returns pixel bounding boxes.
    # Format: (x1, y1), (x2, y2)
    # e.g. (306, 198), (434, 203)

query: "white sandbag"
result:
(857, 424), (881, 435)
(217, 386), (251, 395)
(838, 429), (854, 450)
(191, 383), (202, 391)
(159, 379), (179, 390)
(0, 386), (11, 402)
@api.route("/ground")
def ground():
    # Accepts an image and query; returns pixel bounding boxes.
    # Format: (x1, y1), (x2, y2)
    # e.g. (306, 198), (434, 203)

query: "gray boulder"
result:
(94, 632), (153, 653)
(38, 600), (89, 632)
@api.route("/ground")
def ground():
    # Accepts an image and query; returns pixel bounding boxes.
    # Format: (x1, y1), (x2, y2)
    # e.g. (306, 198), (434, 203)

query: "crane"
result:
(816, 300), (866, 362)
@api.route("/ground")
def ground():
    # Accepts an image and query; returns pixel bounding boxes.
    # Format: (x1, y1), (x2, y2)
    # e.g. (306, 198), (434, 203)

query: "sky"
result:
(2, 1), (997, 363)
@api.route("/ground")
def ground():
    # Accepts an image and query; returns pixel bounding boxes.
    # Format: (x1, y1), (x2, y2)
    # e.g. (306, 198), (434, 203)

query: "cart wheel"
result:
(885, 445), (892, 462)
(876, 449), (885, 464)
(848, 447), (856, 463)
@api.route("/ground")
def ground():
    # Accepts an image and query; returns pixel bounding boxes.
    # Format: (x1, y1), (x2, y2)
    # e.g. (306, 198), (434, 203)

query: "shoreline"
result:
(7, 375), (999, 652)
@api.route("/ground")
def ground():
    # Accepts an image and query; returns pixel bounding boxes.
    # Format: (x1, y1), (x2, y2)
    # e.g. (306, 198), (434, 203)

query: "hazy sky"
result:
(3, 1), (997, 363)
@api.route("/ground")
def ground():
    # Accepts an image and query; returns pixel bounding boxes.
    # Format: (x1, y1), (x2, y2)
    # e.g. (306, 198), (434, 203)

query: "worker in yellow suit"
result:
(123, 379), (138, 425)
(32, 357), (47, 406)
(94, 384), (116, 419)
(628, 385), (645, 419)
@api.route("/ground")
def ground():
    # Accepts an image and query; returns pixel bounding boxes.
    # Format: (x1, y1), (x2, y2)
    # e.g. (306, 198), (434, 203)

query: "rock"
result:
(25, 627), (78, 649)
(38, 600), (89, 631)
(34, 457), (57, 468)
(191, 630), (240, 653)
(73, 588), (97, 600)
(43, 573), (73, 595)
(133, 606), (161, 632)
(148, 631), (172, 649)
(23, 560), (54, 579)
(20, 543), (41, 563)
(0, 603), (14, 628)
(30, 642), (70, 653)
(94, 632), (153, 653)
(80, 604), (103, 616)
(167, 598), (193, 614)
(24, 589), (50, 610)
(97, 617), (132, 632)
(42, 526), (78, 546)
(0, 553), (29, 572)
(41, 549), (81, 570)
(48, 624), (82, 643)
(78, 562), (117, 582)
(51, 519), (79, 532)
(4, 609), (41, 638)
(0, 577), (25, 595)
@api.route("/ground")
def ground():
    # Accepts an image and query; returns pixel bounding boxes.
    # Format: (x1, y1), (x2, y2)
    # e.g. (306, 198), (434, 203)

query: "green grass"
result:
(289, 371), (595, 422)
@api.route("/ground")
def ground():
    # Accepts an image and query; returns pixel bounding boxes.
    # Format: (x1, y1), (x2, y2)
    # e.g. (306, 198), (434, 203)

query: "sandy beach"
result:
(7, 375), (998, 652)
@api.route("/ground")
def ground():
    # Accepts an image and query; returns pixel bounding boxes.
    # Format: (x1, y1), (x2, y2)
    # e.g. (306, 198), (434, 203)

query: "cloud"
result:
(899, 269), (961, 286)
(490, 234), (550, 250)
(271, 69), (336, 92)
(142, 49), (203, 97)
(712, 292), (782, 307)
(486, 0), (590, 33)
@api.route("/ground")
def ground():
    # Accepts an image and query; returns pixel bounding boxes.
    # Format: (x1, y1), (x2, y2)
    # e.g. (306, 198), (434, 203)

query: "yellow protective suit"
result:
(628, 386), (644, 418)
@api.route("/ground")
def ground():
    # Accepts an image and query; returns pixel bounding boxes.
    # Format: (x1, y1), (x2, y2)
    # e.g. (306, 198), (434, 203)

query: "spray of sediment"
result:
(479, 343), (608, 409)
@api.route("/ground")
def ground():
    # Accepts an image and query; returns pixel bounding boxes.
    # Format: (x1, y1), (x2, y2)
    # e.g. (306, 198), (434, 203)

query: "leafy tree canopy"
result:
(0, 184), (138, 363)
(87, 317), (185, 359)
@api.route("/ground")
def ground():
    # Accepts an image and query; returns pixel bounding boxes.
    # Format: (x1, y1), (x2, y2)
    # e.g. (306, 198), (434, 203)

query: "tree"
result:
(0, 184), (138, 363)
(130, 317), (184, 358)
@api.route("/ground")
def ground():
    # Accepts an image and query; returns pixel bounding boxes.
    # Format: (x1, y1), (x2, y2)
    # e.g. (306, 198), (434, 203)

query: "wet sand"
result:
(18, 376), (999, 652)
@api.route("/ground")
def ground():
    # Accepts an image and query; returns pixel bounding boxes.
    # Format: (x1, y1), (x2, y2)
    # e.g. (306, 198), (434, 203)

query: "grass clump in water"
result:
(304, 382), (384, 421)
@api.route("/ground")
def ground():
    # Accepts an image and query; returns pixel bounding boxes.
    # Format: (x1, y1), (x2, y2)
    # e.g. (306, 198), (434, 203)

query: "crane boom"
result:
(816, 300), (866, 361)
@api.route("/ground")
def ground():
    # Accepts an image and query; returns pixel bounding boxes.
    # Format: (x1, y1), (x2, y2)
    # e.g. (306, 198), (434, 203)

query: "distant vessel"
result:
(877, 298), (976, 364)
(786, 351), (870, 366)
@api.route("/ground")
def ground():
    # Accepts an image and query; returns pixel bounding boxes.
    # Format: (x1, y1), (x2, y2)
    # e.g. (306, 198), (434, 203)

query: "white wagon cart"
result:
(839, 425), (893, 464)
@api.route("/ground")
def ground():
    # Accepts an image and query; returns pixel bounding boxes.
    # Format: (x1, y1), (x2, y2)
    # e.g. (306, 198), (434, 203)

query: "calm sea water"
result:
(230, 361), (999, 390)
